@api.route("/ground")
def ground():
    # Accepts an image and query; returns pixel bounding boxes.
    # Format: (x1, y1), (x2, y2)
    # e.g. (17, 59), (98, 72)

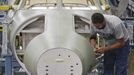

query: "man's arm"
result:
(106, 38), (125, 50)
(96, 38), (125, 53)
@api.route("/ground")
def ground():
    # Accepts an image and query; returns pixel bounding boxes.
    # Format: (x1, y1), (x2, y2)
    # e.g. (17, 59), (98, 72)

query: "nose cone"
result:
(37, 48), (83, 75)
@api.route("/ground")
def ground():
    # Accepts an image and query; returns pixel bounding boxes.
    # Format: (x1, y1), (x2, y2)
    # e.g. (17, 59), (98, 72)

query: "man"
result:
(90, 13), (130, 75)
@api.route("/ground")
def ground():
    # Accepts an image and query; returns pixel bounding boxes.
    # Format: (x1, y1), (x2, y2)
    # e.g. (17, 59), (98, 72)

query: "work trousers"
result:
(104, 40), (130, 75)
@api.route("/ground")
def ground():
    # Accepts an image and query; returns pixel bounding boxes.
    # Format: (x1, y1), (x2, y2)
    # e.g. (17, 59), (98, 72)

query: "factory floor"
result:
(128, 49), (134, 75)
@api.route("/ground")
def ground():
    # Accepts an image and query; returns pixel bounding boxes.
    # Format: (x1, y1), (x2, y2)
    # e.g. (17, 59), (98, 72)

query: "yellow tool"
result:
(97, 33), (100, 48)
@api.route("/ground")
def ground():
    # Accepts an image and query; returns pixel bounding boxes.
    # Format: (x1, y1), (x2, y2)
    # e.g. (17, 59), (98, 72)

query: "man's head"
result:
(91, 13), (106, 29)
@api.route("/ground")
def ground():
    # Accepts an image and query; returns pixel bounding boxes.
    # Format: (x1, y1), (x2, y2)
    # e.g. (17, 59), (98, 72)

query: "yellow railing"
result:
(0, 5), (11, 10)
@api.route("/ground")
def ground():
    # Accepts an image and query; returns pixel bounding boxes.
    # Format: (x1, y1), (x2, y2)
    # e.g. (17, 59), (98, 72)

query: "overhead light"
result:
(31, 7), (47, 9)
(31, 6), (99, 10)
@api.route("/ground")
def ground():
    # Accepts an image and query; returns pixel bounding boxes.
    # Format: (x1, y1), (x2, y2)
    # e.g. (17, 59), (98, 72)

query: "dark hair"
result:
(91, 13), (104, 24)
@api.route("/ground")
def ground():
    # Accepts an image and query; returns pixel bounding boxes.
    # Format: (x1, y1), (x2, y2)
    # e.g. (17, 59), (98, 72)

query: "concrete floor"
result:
(128, 49), (134, 75)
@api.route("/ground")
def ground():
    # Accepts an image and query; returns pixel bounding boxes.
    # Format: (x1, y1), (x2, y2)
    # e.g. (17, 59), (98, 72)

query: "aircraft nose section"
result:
(37, 48), (83, 75)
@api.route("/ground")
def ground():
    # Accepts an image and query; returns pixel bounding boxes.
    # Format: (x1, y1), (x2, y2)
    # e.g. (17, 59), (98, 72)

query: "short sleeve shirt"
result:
(90, 15), (129, 45)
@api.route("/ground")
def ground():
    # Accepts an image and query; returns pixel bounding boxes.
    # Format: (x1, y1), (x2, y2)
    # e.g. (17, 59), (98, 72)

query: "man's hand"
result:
(95, 46), (109, 53)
